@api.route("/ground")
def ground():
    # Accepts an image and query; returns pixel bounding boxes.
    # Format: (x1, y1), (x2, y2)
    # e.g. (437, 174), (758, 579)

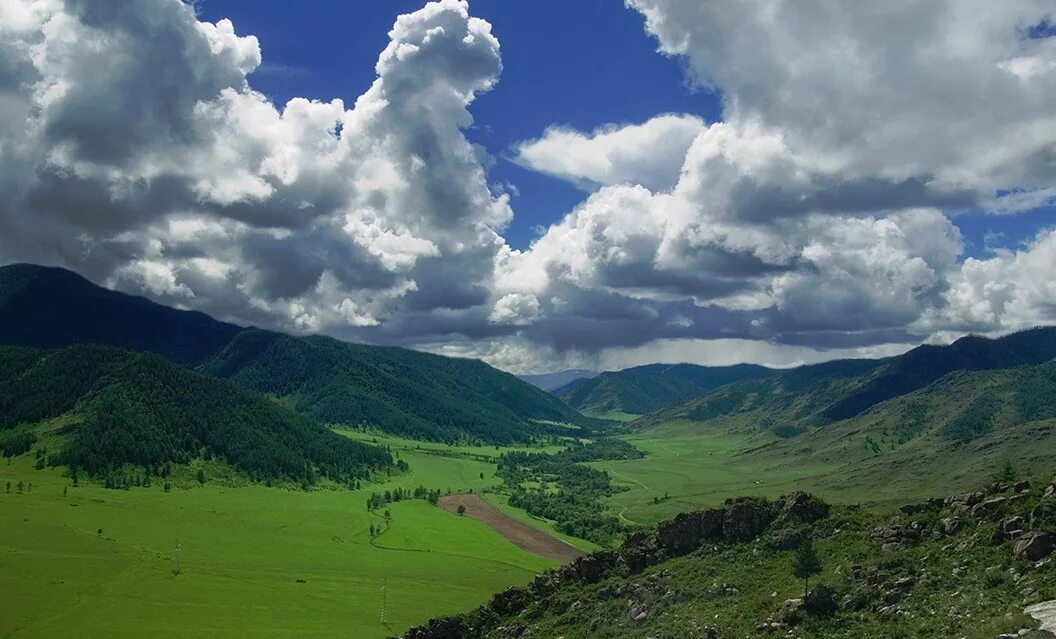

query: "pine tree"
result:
(792, 538), (823, 598)
(993, 460), (1018, 484)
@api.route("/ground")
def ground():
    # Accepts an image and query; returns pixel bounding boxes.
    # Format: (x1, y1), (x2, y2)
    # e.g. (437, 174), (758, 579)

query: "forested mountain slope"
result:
(201, 330), (590, 444)
(0, 264), (592, 444)
(0, 344), (393, 482)
(558, 363), (774, 417)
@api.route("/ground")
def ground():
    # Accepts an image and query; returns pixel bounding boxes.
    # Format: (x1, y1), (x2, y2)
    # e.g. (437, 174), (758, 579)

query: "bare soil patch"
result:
(437, 494), (585, 564)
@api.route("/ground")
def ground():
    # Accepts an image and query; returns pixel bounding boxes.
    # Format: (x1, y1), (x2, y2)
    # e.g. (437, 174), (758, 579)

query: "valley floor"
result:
(0, 440), (564, 639)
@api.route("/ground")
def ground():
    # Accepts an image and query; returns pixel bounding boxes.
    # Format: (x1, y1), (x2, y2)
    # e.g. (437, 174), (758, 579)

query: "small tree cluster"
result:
(366, 485), (442, 510)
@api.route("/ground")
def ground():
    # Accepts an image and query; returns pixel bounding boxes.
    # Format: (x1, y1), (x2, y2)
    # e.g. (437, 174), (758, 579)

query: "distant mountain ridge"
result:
(648, 327), (1056, 433)
(0, 263), (242, 366)
(0, 263), (591, 444)
(518, 369), (600, 393)
(558, 362), (775, 417)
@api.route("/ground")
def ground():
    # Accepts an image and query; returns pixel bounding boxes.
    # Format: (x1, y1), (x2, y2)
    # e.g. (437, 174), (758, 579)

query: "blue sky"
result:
(195, 0), (723, 249)
(193, 1), (1054, 256)
(3, 0), (1056, 373)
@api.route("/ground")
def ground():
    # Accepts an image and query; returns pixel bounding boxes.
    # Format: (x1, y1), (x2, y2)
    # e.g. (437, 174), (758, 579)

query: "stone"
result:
(900, 501), (929, 515)
(770, 527), (806, 550)
(882, 542), (906, 553)
(1005, 517), (1026, 534)
(972, 497), (1008, 520)
(1015, 479), (1033, 493)
(943, 517), (964, 535)
(801, 585), (838, 616)
(1026, 599), (1056, 633)
(1015, 532), (1055, 561)
(777, 492), (830, 524)
(772, 598), (804, 625)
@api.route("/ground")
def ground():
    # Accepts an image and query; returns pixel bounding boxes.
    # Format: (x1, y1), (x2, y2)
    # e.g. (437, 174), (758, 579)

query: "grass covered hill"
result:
(0, 264), (242, 367)
(0, 344), (393, 483)
(734, 357), (1056, 502)
(646, 327), (1056, 435)
(404, 482), (1056, 639)
(0, 263), (593, 444)
(557, 363), (775, 418)
(200, 330), (591, 444)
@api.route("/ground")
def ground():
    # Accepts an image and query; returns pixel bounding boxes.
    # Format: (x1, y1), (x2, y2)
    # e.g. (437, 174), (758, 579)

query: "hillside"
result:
(737, 358), (1056, 501)
(646, 328), (1056, 434)
(404, 485), (1056, 639)
(558, 363), (775, 417)
(0, 264), (242, 366)
(0, 344), (393, 483)
(201, 330), (590, 444)
(0, 264), (592, 444)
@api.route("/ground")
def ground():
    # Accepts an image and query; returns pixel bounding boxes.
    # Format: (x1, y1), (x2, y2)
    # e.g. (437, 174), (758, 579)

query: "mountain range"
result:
(0, 264), (590, 447)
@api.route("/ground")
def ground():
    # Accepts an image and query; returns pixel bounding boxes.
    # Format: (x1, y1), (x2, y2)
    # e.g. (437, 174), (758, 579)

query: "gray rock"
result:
(972, 497), (1008, 520)
(943, 517), (964, 535)
(1015, 532), (1055, 561)
(1026, 599), (1056, 632)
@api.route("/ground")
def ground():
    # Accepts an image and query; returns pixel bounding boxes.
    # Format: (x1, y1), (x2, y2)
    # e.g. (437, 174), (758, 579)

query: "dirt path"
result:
(437, 494), (585, 564)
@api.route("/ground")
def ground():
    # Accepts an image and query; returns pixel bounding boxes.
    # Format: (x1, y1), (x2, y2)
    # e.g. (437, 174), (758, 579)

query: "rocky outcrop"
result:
(401, 492), (831, 639)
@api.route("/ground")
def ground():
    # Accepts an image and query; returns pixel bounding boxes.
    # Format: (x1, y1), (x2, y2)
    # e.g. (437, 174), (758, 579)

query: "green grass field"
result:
(589, 421), (841, 524)
(592, 416), (1056, 525)
(0, 441), (558, 639)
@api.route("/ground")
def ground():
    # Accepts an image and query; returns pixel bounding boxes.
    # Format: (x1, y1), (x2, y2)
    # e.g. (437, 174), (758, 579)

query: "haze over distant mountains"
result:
(518, 370), (600, 393)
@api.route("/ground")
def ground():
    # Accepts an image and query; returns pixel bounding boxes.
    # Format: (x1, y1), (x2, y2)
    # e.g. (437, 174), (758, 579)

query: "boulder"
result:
(772, 598), (804, 625)
(1015, 479), (1033, 493)
(1032, 504), (1056, 530)
(1015, 532), (1055, 561)
(971, 497), (1008, 520)
(777, 492), (830, 524)
(1004, 516), (1025, 534)
(801, 585), (838, 616)
(943, 517), (964, 535)
(900, 501), (930, 515)
(1026, 599), (1056, 633)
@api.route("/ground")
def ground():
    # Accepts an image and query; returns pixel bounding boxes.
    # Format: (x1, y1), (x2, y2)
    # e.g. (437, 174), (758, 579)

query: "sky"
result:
(1, 0), (1055, 374)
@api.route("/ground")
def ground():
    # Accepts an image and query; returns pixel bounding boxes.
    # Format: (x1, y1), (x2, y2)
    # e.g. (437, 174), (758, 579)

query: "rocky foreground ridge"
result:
(401, 477), (1056, 639)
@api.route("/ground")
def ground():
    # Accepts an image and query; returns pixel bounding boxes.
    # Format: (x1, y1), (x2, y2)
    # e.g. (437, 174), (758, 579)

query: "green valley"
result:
(0, 441), (559, 639)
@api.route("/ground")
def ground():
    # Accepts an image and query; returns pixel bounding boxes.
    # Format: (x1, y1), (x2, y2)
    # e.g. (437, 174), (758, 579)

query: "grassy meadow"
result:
(589, 420), (839, 524)
(0, 441), (558, 639)
(592, 416), (1056, 526)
